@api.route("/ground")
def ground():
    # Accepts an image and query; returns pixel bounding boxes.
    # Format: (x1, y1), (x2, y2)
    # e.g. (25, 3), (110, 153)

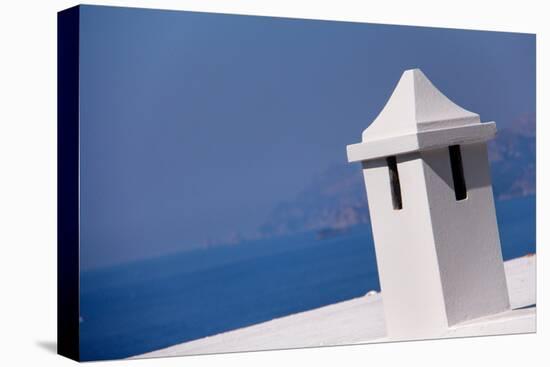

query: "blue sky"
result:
(78, 5), (535, 269)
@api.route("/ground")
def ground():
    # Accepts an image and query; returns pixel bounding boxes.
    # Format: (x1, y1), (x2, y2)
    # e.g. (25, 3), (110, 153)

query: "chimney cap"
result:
(347, 69), (496, 163)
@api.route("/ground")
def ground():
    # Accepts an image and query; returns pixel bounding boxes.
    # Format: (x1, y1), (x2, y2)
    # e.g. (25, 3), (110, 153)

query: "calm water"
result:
(80, 196), (535, 361)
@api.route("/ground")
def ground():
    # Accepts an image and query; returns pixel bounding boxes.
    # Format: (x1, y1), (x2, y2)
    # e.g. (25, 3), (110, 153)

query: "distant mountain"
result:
(258, 164), (368, 237)
(489, 113), (536, 200)
(259, 114), (536, 238)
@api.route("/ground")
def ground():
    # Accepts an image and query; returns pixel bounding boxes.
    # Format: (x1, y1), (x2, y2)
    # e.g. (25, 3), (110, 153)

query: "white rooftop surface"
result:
(134, 254), (536, 359)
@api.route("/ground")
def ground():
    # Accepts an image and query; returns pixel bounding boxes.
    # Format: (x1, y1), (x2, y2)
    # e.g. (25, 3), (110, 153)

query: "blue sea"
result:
(80, 196), (535, 361)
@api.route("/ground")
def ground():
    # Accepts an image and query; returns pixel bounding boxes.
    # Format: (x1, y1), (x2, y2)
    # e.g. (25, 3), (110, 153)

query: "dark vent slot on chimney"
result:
(387, 156), (403, 210)
(449, 145), (467, 201)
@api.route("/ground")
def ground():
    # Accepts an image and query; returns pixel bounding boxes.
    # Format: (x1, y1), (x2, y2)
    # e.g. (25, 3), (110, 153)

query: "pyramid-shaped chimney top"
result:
(362, 69), (480, 141)
(347, 69), (496, 163)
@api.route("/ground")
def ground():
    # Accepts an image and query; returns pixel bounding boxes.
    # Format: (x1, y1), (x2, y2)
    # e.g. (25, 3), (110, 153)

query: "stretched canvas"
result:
(58, 5), (536, 361)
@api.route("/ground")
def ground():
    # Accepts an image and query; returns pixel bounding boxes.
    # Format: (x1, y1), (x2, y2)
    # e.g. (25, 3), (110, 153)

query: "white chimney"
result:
(347, 69), (510, 339)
